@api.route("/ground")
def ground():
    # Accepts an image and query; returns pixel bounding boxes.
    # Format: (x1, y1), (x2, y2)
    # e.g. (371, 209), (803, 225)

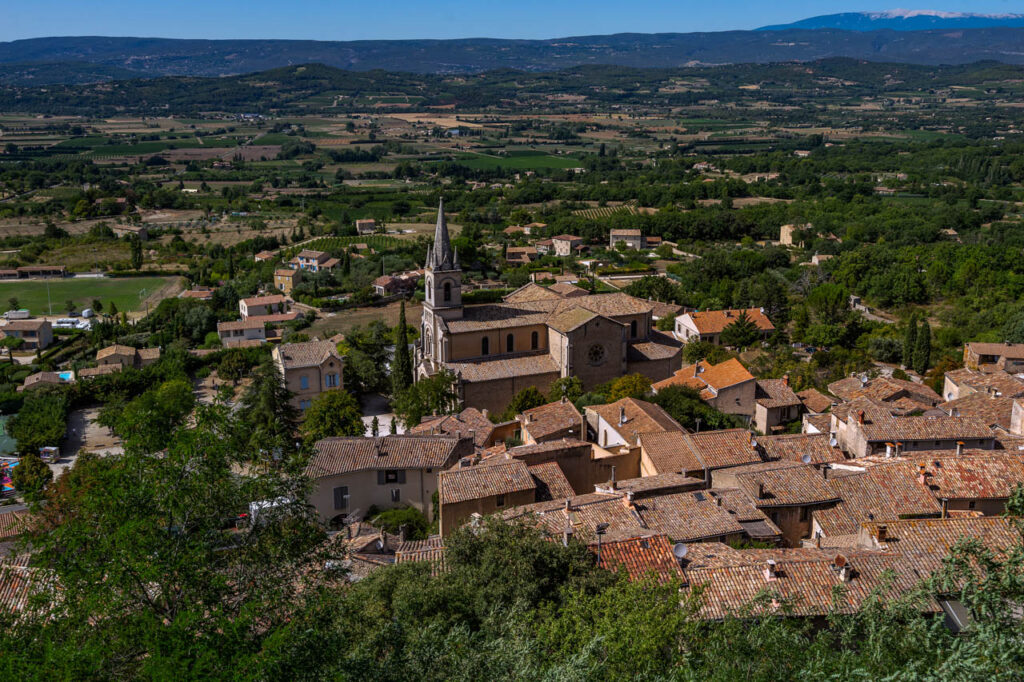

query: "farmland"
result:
(0, 276), (181, 315)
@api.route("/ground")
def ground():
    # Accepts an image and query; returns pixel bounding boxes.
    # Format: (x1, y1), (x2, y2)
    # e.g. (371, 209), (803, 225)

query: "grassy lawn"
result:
(0, 276), (176, 315)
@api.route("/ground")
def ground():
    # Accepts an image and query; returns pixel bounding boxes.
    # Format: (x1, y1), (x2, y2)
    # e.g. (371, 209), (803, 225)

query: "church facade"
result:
(415, 202), (684, 414)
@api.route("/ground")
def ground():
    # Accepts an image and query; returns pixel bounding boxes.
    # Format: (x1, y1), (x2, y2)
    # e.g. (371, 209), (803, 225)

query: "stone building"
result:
(272, 340), (344, 412)
(415, 201), (682, 414)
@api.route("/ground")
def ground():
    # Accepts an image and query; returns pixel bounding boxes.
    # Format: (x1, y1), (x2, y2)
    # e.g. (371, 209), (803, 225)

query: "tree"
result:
(1003, 308), (1024, 344)
(548, 376), (583, 403)
(236, 361), (301, 459)
(7, 296), (17, 311)
(11, 453), (53, 501)
(64, 299), (77, 315)
(806, 282), (848, 325)
(914, 319), (932, 375)
(90, 299), (103, 314)
(392, 370), (458, 428)
(650, 384), (745, 431)
(8, 392), (67, 455)
(130, 236), (143, 270)
(719, 310), (760, 349)
(370, 415), (380, 437)
(0, 335), (24, 363)
(371, 506), (428, 540)
(499, 386), (547, 421)
(903, 315), (918, 369)
(108, 301), (118, 317)
(299, 389), (365, 443)
(391, 301), (413, 395)
(607, 374), (652, 402)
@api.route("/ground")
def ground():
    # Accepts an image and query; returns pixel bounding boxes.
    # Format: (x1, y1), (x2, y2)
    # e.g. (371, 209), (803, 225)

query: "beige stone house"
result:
(439, 459), (538, 536)
(272, 340), (344, 412)
(964, 342), (1024, 372)
(652, 358), (756, 419)
(217, 319), (266, 347)
(551, 234), (583, 257)
(305, 435), (473, 525)
(674, 308), (775, 345)
(609, 229), (645, 250)
(1, 319), (52, 351)
(584, 398), (684, 451)
(96, 344), (160, 369)
(240, 294), (289, 319)
(274, 269), (301, 294)
(754, 377), (803, 434)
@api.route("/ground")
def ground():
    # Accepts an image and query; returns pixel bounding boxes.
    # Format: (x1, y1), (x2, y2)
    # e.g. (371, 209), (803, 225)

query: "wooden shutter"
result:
(377, 471), (386, 485)
(333, 486), (348, 510)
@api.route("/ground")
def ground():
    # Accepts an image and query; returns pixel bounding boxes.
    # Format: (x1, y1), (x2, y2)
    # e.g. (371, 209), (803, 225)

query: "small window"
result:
(391, 489), (401, 503)
(482, 337), (489, 356)
(385, 470), (399, 484)
(443, 281), (452, 302)
(300, 375), (310, 390)
(506, 334), (514, 353)
(968, 501), (976, 510)
(333, 486), (349, 511)
(531, 331), (539, 350)
(496, 494), (506, 508)
(325, 373), (339, 388)
(630, 320), (638, 338)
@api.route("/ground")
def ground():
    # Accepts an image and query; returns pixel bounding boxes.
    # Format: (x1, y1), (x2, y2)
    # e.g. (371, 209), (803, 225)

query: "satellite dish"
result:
(672, 542), (689, 559)
(801, 454), (812, 465)
(829, 437), (838, 448)
(750, 439), (758, 448)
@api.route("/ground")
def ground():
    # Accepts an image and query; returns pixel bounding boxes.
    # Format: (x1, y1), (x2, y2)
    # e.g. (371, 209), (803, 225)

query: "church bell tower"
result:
(419, 199), (462, 367)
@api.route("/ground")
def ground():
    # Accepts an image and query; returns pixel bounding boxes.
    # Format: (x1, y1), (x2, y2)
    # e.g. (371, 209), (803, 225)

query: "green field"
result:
(0, 277), (175, 315)
(442, 151), (583, 171)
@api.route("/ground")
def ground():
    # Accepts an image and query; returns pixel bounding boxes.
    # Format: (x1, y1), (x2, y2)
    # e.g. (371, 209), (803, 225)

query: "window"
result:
(630, 320), (637, 338)
(385, 470), (399, 484)
(443, 281), (451, 302)
(496, 494), (506, 508)
(531, 331), (539, 350)
(506, 334), (514, 353)
(333, 486), (349, 511)
(325, 373), (339, 388)
(299, 400), (311, 411)
(378, 470), (406, 485)
(391, 489), (401, 503)
(968, 501), (976, 510)
(300, 375), (310, 390)
(482, 337), (489, 356)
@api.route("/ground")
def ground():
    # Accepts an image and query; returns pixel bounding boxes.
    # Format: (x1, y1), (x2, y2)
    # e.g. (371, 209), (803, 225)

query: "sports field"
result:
(0, 276), (177, 315)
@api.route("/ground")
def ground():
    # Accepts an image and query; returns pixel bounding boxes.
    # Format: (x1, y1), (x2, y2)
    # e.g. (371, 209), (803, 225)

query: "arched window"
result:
(481, 337), (489, 356)
(506, 334), (514, 353)
(630, 320), (638, 338)
(443, 281), (451, 303)
(531, 331), (539, 350)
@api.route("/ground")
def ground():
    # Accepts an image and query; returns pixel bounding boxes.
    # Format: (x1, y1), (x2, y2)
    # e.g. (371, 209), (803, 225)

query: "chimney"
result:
(562, 525), (573, 547)
(619, 407), (627, 426)
(857, 410), (865, 425)
(956, 441), (964, 456)
(715, 496), (723, 507)
(814, 532), (822, 549)
(941, 498), (948, 519)
(875, 524), (887, 544)
(621, 491), (635, 509)
(561, 395), (567, 404)
(725, 310), (732, 318)
(763, 559), (778, 582)
(822, 466), (829, 481)
(757, 483), (766, 500)
(609, 466), (617, 490)
(482, 408), (489, 419)
(894, 441), (902, 457)
(832, 554), (852, 582)
(917, 463), (928, 486)
(399, 524), (409, 543)
(782, 374), (789, 387)
(528, 413), (535, 423)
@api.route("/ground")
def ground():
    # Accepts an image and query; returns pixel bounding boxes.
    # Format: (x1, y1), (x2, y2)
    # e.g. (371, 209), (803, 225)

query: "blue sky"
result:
(4, 1), (1023, 41)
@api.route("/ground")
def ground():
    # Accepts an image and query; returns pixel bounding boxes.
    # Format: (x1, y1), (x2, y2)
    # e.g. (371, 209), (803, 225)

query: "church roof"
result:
(427, 198), (456, 271)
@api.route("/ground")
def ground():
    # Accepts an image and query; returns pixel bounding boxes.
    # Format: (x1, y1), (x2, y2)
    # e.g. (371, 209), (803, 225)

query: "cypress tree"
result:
(902, 315), (917, 369)
(391, 300), (414, 395)
(914, 320), (932, 375)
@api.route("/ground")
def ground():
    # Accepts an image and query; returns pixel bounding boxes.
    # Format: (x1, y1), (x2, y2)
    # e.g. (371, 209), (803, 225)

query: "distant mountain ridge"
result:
(758, 10), (1024, 32)
(5, 25), (1024, 84)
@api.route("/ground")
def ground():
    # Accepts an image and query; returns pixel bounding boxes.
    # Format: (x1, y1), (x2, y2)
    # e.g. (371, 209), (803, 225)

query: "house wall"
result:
(707, 380), (757, 418)
(309, 467), (441, 524)
(275, 354), (344, 413)
(98, 351), (134, 367)
(1012, 400), (1024, 435)
(763, 506), (814, 547)
(565, 317), (628, 390)
(945, 498), (1006, 516)
(440, 488), (536, 537)
(459, 372), (560, 415)
(845, 420), (994, 457)
(755, 403), (802, 435)
(449, 325), (549, 361)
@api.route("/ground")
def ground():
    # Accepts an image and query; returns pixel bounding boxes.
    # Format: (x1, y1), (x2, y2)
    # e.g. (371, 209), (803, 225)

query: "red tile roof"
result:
(307, 435), (471, 479)
(593, 534), (684, 584)
(684, 308), (775, 335)
(440, 460), (537, 505)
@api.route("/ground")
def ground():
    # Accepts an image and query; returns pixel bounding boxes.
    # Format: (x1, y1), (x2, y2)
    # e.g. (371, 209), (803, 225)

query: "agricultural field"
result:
(0, 276), (181, 315)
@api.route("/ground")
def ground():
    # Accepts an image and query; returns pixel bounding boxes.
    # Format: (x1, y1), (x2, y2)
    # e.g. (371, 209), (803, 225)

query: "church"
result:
(415, 201), (684, 414)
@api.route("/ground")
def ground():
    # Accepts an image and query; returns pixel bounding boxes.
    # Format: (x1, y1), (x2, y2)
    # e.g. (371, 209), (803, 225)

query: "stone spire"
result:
(430, 198), (455, 271)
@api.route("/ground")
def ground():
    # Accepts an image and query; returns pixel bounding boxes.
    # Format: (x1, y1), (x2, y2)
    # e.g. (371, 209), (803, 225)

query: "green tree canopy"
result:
(393, 369), (458, 428)
(300, 389), (365, 443)
(719, 310), (760, 349)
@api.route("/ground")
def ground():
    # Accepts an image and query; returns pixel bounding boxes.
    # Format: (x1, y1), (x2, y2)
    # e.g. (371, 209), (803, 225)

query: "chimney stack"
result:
(956, 441), (964, 456)
(782, 374), (789, 387)
(814, 532), (822, 549)
(482, 408), (489, 419)
(619, 407), (627, 426)
(763, 559), (778, 582)
(757, 483), (766, 499)
(609, 466), (617, 490)
(621, 491), (635, 509)
(875, 524), (887, 544)
(857, 410), (865, 425)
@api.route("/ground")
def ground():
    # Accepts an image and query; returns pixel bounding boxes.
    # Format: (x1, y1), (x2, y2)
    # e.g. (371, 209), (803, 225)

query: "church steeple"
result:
(429, 198), (456, 271)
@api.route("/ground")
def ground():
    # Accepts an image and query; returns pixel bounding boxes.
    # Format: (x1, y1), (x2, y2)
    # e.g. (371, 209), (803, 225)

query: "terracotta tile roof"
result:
(96, 344), (135, 360)
(597, 472), (705, 497)
(274, 269), (299, 278)
(410, 408), (496, 448)
(796, 388), (834, 414)
(448, 355), (560, 382)
(860, 517), (1019, 555)
(180, 288), (215, 299)
(503, 283), (563, 303)
(610, 229), (642, 237)
(939, 393), (1017, 429)
(2, 319), (49, 332)
(756, 379), (801, 409)
(505, 438), (592, 458)
(297, 249), (328, 261)
(519, 400), (583, 442)
(440, 460), (536, 505)
(966, 342), (1024, 360)
(732, 462), (840, 508)
(945, 368), (1024, 399)
(0, 510), (33, 541)
(803, 414), (832, 433)
(684, 550), (933, 620)
(395, 536), (445, 573)
(828, 375), (941, 407)
(274, 340), (342, 370)
(813, 464), (942, 537)
(547, 307), (603, 333)
(588, 398), (685, 443)
(528, 462), (575, 500)
(708, 488), (783, 531)
(759, 433), (846, 465)
(548, 282), (588, 297)
(637, 491), (748, 541)
(550, 292), (654, 318)
(593, 534), (684, 584)
(445, 301), (554, 333)
(855, 413), (994, 443)
(685, 308), (775, 335)
(914, 453), (1024, 500)
(19, 372), (66, 391)
(254, 250), (276, 260)
(307, 435), (471, 479)
(241, 294), (288, 307)
(77, 364), (122, 379)
(653, 358), (754, 394)
(627, 330), (683, 362)
(648, 300), (683, 319)
(217, 319), (265, 332)
(551, 234), (582, 242)
(643, 428), (763, 474)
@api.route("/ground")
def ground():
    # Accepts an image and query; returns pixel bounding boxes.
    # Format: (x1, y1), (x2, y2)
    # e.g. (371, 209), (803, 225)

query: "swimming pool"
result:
(58, 371), (73, 381)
